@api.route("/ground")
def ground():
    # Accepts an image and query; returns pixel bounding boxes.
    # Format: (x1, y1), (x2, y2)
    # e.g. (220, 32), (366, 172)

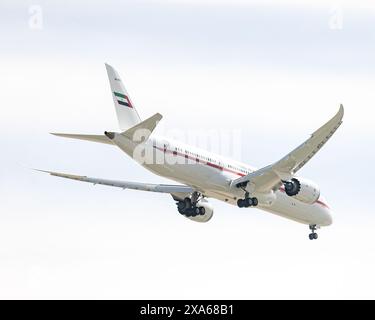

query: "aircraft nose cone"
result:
(323, 210), (333, 226)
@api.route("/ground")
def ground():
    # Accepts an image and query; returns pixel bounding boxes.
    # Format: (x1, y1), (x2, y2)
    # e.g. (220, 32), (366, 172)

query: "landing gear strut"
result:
(308, 224), (319, 240)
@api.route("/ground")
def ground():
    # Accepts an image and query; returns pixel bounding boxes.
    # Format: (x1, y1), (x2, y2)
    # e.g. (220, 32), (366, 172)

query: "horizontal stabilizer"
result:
(51, 133), (114, 145)
(121, 112), (162, 141)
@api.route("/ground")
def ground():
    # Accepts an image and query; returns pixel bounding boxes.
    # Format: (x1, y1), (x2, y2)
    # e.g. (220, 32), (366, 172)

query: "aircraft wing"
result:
(233, 105), (344, 193)
(37, 170), (194, 199)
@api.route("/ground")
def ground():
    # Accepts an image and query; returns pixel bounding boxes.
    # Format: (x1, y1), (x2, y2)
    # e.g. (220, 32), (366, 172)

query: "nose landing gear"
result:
(309, 224), (319, 240)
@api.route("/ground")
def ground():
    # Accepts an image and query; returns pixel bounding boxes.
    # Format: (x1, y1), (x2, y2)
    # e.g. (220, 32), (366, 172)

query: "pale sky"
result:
(0, 0), (374, 299)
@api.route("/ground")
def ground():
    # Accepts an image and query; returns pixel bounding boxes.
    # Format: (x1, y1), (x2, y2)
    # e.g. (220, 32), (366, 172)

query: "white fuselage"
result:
(113, 134), (332, 227)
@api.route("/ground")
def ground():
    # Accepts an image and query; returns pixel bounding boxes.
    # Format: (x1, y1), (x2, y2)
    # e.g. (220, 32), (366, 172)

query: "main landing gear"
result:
(177, 193), (206, 217)
(309, 224), (319, 240)
(235, 183), (258, 208)
(237, 196), (258, 208)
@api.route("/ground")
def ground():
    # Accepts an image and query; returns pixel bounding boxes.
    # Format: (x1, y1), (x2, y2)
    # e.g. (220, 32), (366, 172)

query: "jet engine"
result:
(176, 198), (214, 222)
(283, 178), (320, 204)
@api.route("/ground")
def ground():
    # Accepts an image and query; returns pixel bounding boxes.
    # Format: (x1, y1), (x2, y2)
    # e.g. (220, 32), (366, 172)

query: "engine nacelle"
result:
(283, 178), (320, 204)
(177, 198), (214, 223)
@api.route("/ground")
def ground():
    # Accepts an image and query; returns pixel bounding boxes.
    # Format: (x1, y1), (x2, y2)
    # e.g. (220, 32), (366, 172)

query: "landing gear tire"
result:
(177, 194), (206, 218)
(238, 197), (258, 208)
(245, 198), (253, 207)
(309, 233), (318, 240)
(184, 211), (192, 217)
(237, 199), (245, 208)
(194, 207), (201, 216)
(184, 197), (192, 209)
(177, 201), (186, 211)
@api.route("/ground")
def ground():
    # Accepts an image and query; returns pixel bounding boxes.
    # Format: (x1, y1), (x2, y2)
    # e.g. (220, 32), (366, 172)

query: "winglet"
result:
(312, 104), (344, 137)
(33, 168), (51, 174)
(33, 168), (87, 181)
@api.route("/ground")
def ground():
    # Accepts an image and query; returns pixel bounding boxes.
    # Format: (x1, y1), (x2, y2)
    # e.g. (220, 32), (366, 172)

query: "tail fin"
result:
(105, 63), (141, 131)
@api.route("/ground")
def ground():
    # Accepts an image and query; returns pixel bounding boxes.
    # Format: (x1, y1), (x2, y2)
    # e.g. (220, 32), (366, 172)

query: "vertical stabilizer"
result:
(105, 63), (141, 131)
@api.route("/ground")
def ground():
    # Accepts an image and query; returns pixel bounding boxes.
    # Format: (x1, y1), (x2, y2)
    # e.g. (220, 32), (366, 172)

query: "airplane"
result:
(38, 64), (344, 240)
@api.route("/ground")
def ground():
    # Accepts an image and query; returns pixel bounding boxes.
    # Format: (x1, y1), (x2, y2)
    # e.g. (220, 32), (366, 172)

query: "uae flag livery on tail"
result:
(114, 91), (133, 108)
